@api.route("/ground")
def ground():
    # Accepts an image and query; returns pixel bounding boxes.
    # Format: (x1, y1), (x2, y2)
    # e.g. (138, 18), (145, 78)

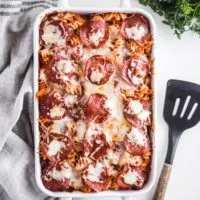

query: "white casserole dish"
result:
(33, 0), (157, 198)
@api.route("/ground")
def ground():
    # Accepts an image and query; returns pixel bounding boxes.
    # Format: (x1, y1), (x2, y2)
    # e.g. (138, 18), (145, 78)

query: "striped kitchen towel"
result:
(0, 1), (71, 200)
(0, 0), (57, 15)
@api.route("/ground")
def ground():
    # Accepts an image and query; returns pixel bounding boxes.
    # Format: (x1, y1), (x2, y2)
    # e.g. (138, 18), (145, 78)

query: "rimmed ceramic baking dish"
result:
(33, 0), (157, 198)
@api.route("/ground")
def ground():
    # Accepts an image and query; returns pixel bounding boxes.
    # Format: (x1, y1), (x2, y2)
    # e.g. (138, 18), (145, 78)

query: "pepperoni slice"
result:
(39, 91), (81, 120)
(123, 98), (151, 127)
(84, 132), (109, 160)
(39, 91), (67, 120)
(42, 161), (72, 191)
(122, 53), (149, 86)
(117, 164), (146, 189)
(85, 55), (114, 85)
(80, 20), (109, 48)
(121, 14), (150, 43)
(84, 93), (110, 123)
(40, 133), (73, 162)
(45, 56), (83, 96)
(45, 56), (76, 84)
(40, 20), (71, 48)
(124, 127), (151, 155)
(82, 162), (110, 192)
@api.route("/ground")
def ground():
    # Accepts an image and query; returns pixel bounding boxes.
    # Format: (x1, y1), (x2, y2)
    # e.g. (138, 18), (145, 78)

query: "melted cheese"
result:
(42, 24), (65, 47)
(109, 25), (120, 42)
(102, 123), (114, 143)
(137, 110), (150, 121)
(86, 162), (104, 183)
(82, 47), (111, 62)
(71, 172), (83, 189)
(63, 76), (81, 94)
(53, 92), (62, 100)
(131, 156), (144, 166)
(130, 58), (147, 79)
(127, 127), (147, 146)
(102, 118), (130, 143)
(64, 94), (77, 107)
(125, 99), (150, 122)
(39, 69), (47, 81)
(56, 49), (69, 59)
(102, 148), (123, 176)
(117, 78), (133, 91)
(47, 162), (72, 181)
(129, 75), (142, 85)
(125, 25), (146, 41)
(126, 100), (143, 115)
(114, 38), (130, 64)
(83, 80), (129, 143)
(68, 45), (83, 58)
(85, 123), (102, 140)
(50, 105), (65, 118)
(48, 161), (83, 188)
(105, 94), (124, 121)
(56, 59), (74, 74)
(119, 151), (143, 166)
(127, 67), (143, 85)
(51, 116), (72, 134)
(106, 149), (121, 165)
(98, 81), (129, 141)
(90, 68), (104, 84)
(118, 123), (131, 141)
(123, 170), (141, 185)
(83, 80), (97, 97)
(74, 120), (86, 142)
(85, 80), (117, 111)
(47, 140), (65, 156)
(89, 29), (104, 46)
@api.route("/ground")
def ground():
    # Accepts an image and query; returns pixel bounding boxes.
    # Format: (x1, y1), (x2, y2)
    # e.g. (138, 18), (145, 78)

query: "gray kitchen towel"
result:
(0, 0), (70, 200)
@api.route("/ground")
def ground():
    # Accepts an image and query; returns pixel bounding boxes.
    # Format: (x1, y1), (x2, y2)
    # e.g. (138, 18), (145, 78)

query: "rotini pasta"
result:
(38, 11), (154, 193)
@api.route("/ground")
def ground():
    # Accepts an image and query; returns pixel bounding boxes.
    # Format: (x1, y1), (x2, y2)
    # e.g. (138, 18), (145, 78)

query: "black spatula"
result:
(154, 79), (200, 200)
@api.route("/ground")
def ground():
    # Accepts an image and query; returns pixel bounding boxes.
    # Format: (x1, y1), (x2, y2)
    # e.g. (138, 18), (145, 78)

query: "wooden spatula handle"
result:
(153, 163), (172, 200)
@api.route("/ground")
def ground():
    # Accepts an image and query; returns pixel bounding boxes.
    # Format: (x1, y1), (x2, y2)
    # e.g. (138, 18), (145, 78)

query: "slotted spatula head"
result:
(164, 79), (200, 131)
(153, 79), (200, 200)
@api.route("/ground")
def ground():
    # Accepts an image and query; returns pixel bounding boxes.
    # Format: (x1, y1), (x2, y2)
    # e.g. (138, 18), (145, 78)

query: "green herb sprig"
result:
(139, 0), (200, 38)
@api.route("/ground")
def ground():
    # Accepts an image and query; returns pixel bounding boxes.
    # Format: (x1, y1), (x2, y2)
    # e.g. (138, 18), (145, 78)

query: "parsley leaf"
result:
(139, 0), (200, 38)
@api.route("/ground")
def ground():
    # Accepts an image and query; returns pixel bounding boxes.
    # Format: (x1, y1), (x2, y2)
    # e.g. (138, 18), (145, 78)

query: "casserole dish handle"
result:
(58, 0), (131, 8)
(120, 0), (131, 7)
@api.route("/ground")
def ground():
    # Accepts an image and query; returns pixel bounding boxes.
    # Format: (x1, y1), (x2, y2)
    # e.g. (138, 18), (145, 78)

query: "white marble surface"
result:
(66, 1), (200, 199)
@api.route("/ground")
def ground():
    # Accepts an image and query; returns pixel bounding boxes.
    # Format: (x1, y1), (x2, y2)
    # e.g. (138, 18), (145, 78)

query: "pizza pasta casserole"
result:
(37, 11), (153, 192)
